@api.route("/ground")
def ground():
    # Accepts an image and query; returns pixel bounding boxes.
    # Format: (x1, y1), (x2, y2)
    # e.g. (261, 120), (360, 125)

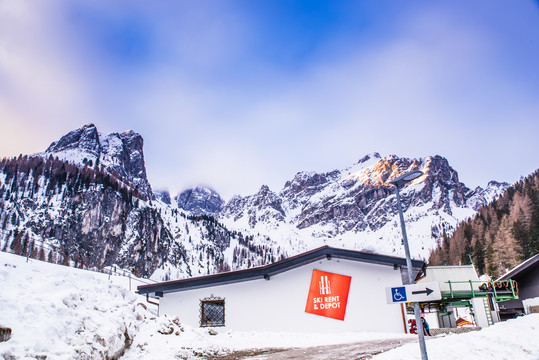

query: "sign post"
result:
(389, 170), (429, 360)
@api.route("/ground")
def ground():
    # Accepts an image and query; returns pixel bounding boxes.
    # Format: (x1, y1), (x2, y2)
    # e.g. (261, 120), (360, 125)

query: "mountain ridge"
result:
(38, 123), (153, 199)
(0, 124), (511, 279)
(216, 152), (508, 262)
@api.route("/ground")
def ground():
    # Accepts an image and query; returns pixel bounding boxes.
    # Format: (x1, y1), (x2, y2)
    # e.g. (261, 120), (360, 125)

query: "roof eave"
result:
(137, 246), (425, 295)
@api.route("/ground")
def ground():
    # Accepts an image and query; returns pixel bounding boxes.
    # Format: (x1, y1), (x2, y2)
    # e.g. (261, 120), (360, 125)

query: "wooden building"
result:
(497, 253), (539, 319)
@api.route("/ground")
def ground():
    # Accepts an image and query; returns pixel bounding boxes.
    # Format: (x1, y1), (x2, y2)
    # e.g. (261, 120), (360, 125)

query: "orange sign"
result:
(305, 269), (352, 321)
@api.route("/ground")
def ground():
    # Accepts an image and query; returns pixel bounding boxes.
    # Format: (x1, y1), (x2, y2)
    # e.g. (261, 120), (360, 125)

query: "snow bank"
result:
(122, 315), (413, 360)
(0, 252), (152, 360)
(373, 314), (539, 360)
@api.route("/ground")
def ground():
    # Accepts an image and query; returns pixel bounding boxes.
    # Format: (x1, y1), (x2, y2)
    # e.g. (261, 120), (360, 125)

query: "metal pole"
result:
(394, 185), (429, 360)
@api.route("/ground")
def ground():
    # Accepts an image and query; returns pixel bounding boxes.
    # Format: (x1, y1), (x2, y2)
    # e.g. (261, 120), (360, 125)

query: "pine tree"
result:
(485, 241), (498, 278)
(21, 232), (29, 256)
(441, 230), (450, 265)
(512, 219), (529, 259)
(10, 230), (21, 254)
(527, 206), (539, 257)
(473, 235), (486, 275)
(39, 247), (46, 261)
(461, 223), (474, 265)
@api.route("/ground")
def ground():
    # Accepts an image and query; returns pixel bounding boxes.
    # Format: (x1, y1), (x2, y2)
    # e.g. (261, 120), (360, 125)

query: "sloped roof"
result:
(137, 246), (425, 295)
(418, 265), (480, 292)
(498, 253), (539, 281)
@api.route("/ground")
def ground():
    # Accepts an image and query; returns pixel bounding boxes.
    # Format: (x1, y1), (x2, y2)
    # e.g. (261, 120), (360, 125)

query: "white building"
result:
(138, 246), (425, 333)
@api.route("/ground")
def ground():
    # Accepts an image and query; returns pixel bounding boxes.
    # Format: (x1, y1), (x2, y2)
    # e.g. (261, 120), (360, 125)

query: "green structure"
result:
(411, 265), (518, 328)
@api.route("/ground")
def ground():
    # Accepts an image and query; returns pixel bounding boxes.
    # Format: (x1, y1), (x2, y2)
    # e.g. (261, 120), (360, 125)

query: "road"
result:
(207, 338), (417, 360)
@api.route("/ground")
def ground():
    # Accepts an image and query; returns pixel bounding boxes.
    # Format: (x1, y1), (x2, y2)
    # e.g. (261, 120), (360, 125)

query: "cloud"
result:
(0, 0), (537, 199)
(0, 0), (103, 155)
(125, 2), (539, 197)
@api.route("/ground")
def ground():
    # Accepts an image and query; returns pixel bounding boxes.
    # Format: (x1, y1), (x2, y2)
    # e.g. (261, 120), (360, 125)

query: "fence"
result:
(0, 236), (159, 290)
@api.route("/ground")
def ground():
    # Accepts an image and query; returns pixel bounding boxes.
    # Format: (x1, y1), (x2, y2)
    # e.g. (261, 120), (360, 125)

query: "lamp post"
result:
(389, 170), (428, 360)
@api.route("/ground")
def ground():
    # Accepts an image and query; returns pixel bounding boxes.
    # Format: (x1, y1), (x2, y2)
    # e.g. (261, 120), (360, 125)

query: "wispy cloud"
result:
(0, 1), (537, 199)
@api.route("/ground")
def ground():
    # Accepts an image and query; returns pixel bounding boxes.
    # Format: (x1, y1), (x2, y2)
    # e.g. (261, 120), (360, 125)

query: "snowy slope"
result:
(0, 252), (154, 360)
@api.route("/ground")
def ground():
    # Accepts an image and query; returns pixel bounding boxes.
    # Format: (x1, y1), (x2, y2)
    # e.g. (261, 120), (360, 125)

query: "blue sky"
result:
(0, 0), (538, 200)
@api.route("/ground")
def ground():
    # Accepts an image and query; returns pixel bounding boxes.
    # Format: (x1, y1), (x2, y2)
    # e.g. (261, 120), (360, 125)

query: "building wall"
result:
(498, 266), (539, 312)
(470, 298), (490, 328)
(518, 267), (539, 301)
(523, 297), (539, 314)
(159, 257), (406, 333)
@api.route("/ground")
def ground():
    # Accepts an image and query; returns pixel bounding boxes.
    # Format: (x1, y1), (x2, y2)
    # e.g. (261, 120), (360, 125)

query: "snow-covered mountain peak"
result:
(343, 154), (428, 188)
(357, 152), (382, 164)
(37, 124), (153, 198)
(219, 153), (509, 260)
(466, 180), (510, 210)
(44, 123), (101, 162)
(174, 186), (225, 215)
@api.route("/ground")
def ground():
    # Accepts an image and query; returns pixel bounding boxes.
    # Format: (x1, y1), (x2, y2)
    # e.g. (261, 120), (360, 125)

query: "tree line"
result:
(429, 169), (539, 278)
(0, 155), (146, 204)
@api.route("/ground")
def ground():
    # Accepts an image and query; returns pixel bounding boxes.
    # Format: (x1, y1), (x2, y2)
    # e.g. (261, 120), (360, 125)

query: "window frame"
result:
(200, 296), (226, 327)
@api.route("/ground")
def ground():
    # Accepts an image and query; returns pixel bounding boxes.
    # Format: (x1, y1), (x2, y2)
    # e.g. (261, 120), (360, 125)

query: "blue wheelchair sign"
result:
(392, 286), (407, 302)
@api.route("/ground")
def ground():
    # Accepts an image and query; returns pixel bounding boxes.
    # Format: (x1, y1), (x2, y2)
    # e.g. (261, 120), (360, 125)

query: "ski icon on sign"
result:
(319, 275), (332, 295)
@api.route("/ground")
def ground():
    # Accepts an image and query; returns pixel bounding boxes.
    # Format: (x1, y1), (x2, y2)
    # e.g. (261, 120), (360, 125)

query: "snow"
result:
(122, 318), (412, 360)
(2, 250), (538, 360)
(373, 315), (539, 360)
(0, 251), (152, 360)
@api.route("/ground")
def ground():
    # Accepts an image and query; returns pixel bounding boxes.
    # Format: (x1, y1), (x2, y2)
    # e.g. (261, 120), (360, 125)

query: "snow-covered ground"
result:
(121, 317), (414, 360)
(1, 251), (538, 360)
(373, 315), (539, 360)
(0, 251), (154, 360)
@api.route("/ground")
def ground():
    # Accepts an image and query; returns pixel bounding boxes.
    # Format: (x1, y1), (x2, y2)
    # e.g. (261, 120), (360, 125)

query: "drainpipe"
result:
(145, 294), (160, 316)
(146, 294), (159, 307)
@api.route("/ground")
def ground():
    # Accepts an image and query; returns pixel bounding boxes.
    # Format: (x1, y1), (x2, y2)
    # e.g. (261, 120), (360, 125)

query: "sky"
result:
(0, 0), (538, 200)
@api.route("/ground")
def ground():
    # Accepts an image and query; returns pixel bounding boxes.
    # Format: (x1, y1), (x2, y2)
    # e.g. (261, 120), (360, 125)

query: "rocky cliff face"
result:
(154, 189), (172, 205)
(41, 124), (153, 199)
(0, 155), (174, 277)
(174, 187), (225, 215)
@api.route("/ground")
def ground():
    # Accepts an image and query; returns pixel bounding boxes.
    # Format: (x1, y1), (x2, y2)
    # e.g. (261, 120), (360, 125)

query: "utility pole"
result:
(390, 170), (428, 360)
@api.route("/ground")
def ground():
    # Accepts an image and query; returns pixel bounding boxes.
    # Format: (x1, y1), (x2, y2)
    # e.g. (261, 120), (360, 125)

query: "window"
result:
(200, 297), (225, 327)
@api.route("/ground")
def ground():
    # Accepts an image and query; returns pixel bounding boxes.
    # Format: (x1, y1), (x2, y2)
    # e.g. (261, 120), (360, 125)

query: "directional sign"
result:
(386, 282), (441, 304)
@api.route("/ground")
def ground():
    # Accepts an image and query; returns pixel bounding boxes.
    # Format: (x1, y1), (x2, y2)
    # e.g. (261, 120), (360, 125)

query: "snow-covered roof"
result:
(498, 253), (539, 281)
(138, 246), (426, 296)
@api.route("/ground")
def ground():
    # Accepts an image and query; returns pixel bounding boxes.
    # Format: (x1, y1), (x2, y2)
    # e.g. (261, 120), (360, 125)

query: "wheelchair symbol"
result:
(392, 287), (407, 302)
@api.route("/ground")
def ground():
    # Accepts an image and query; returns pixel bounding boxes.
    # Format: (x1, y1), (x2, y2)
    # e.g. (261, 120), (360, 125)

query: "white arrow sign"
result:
(386, 282), (442, 304)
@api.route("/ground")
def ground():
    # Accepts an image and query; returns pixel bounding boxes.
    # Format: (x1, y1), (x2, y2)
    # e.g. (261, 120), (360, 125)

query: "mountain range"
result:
(0, 124), (510, 279)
